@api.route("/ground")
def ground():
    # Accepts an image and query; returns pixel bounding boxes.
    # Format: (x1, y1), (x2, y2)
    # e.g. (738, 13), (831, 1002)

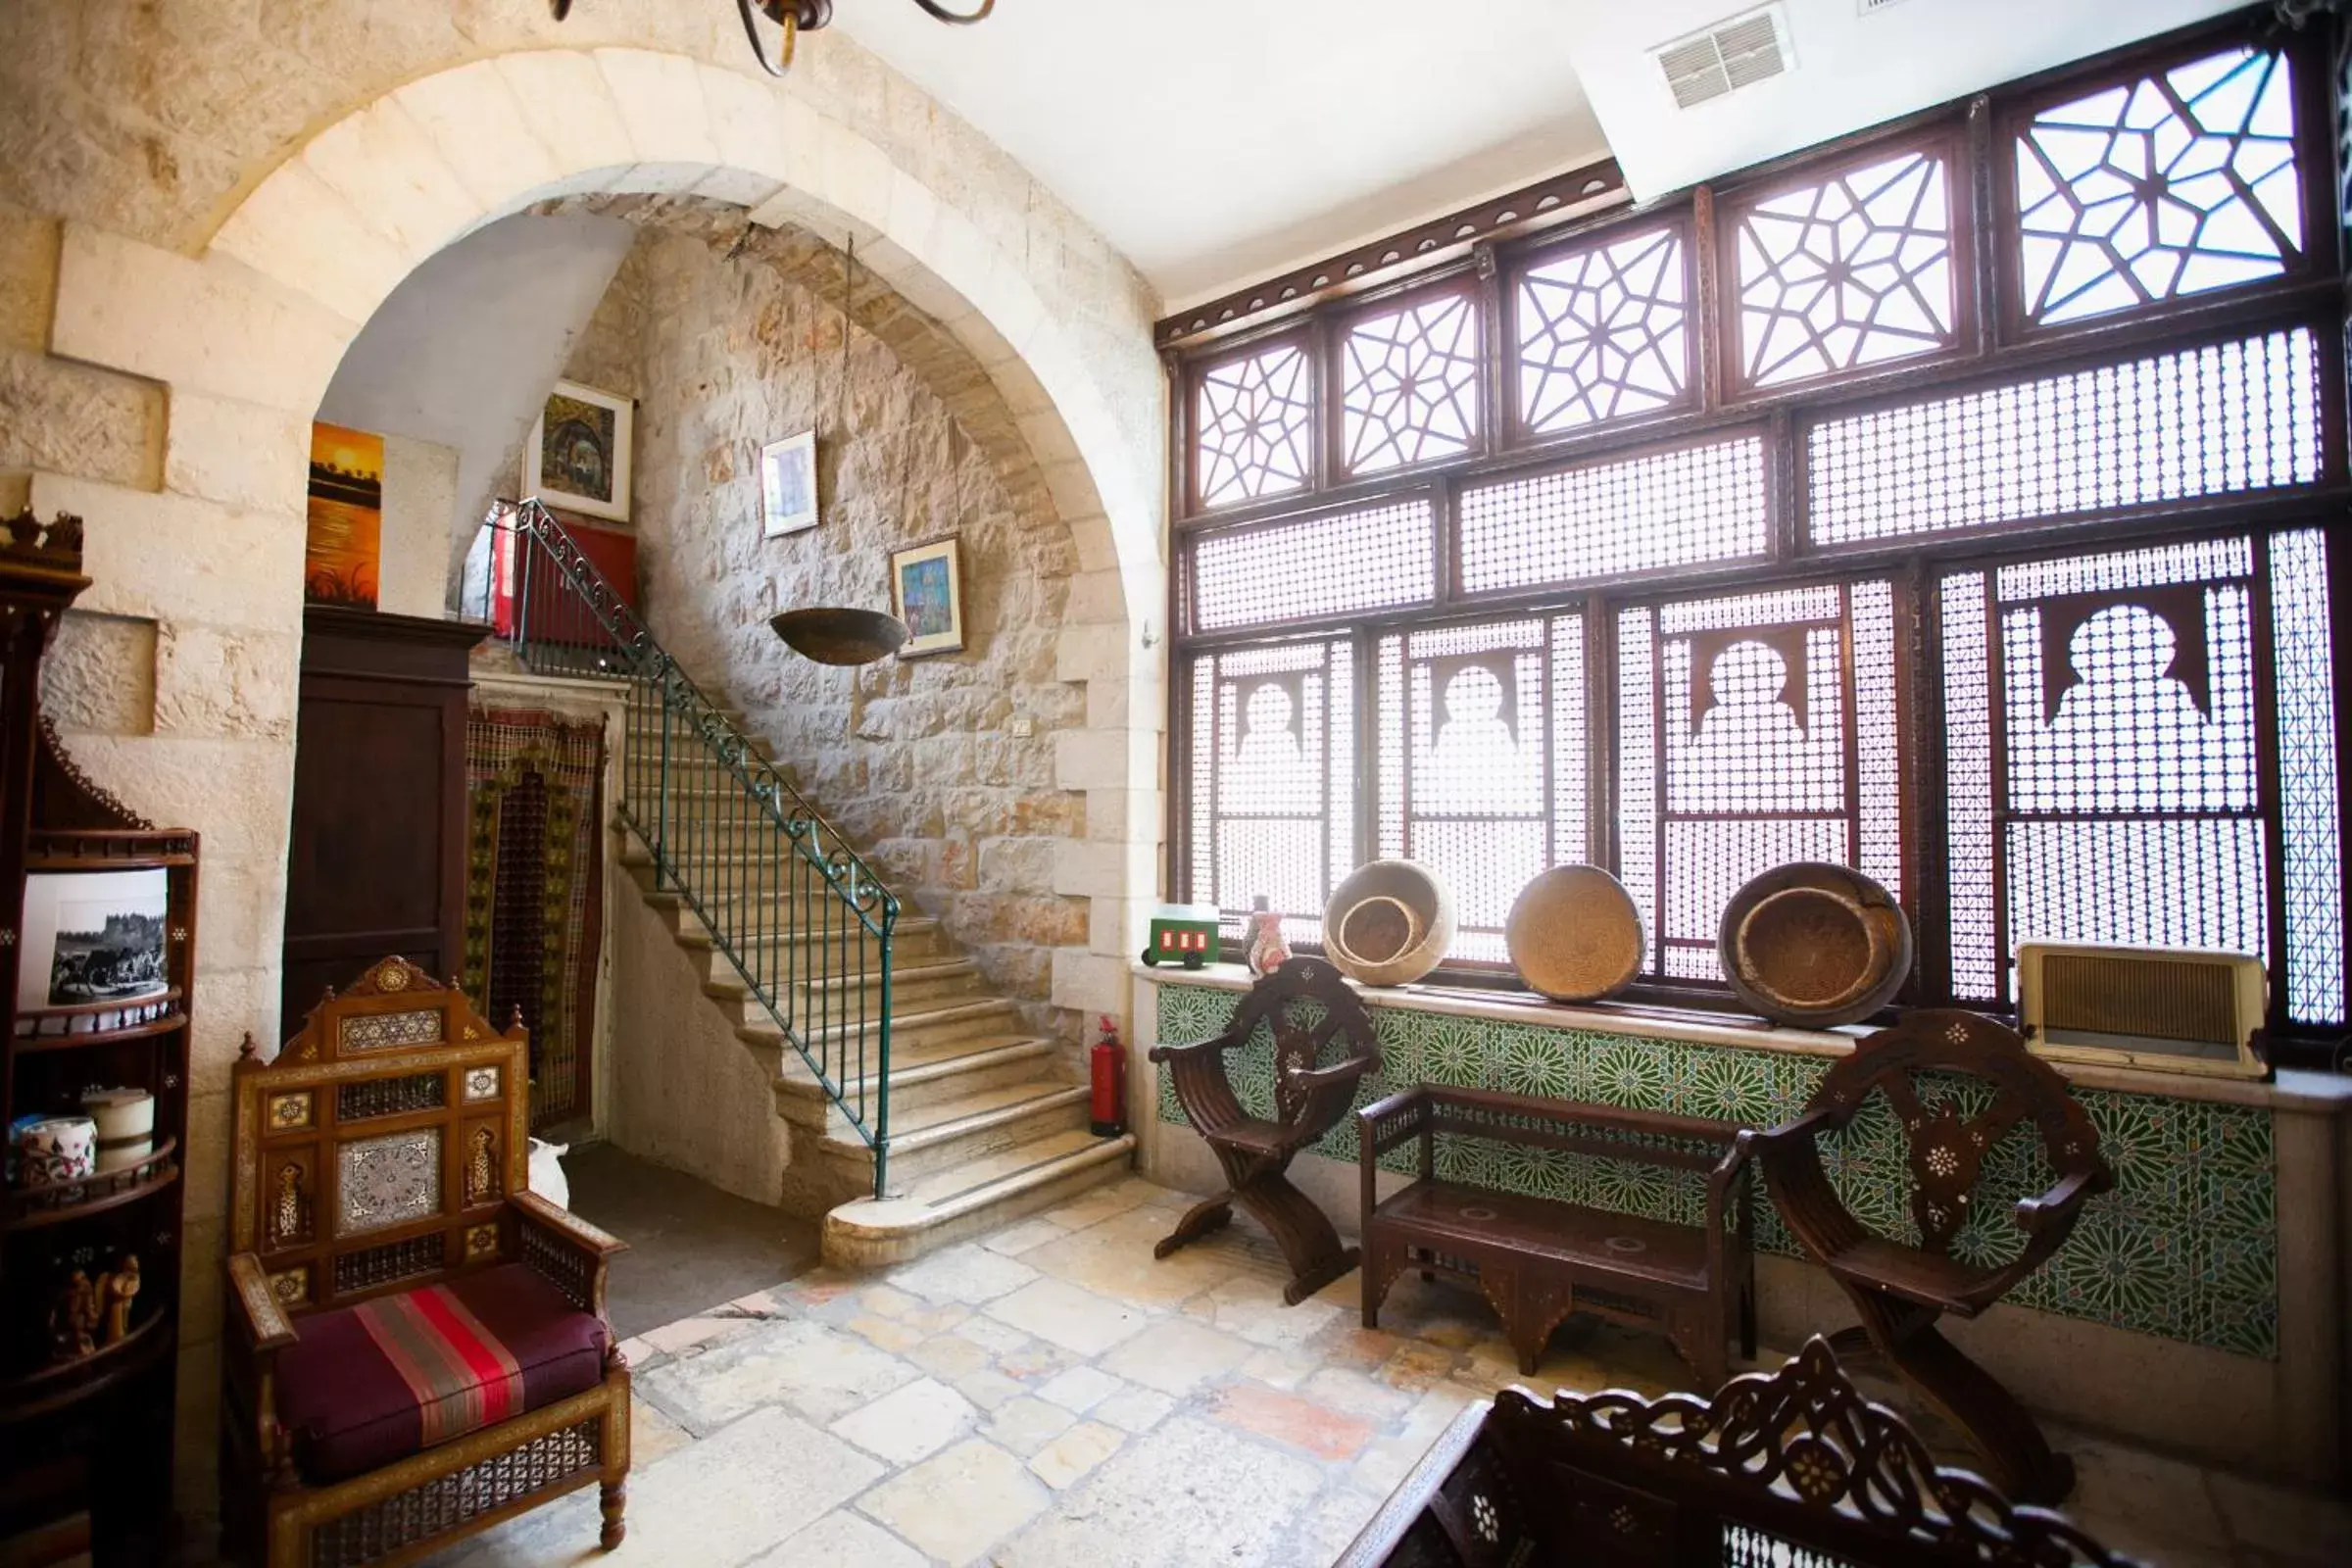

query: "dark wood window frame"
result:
(1163, 6), (2352, 1049)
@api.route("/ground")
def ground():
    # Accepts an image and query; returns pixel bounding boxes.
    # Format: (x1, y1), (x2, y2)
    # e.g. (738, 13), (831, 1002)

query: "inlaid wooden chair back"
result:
(228, 956), (530, 1319)
(1168, 956), (1381, 1155)
(1760, 1008), (2111, 1312)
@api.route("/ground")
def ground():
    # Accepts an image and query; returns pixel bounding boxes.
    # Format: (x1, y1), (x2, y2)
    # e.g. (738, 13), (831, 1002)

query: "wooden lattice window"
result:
(1185, 641), (1354, 944)
(1806, 324), (2322, 547)
(1514, 223), (1692, 435)
(1938, 531), (2342, 1025)
(1617, 582), (1906, 984)
(1727, 144), (1960, 391)
(1456, 433), (1767, 597)
(1374, 615), (1586, 963)
(1187, 497), (1436, 634)
(1340, 290), (1483, 476)
(2009, 44), (2304, 329)
(1194, 337), (1315, 509)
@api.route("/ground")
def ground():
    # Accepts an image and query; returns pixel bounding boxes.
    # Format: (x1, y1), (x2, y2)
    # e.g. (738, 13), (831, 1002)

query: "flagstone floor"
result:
(425, 1176), (2349, 1568)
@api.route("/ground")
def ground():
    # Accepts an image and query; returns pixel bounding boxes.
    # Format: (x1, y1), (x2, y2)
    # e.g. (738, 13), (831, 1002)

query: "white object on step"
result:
(527, 1138), (571, 1210)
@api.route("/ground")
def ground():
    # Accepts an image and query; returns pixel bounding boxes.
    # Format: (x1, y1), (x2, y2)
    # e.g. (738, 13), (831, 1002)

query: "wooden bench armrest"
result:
(514, 1190), (626, 1256)
(514, 1191), (626, 1317)
(1747, 1105), (1840, 1152)
(1358, 1086), (1428, 1127)
(1147, 1028), (1249, 1065)
(2013, 1166), (2103, 1238)
(225, 1251), (298, 1353)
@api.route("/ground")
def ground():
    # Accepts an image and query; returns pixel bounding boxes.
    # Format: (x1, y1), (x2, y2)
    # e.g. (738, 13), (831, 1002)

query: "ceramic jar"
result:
(17, 1115), (97, 1195)
(81, 1088), (155, 1172)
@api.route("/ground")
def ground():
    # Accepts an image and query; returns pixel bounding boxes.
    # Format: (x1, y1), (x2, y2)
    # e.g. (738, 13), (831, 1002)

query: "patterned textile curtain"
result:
(463, 707), (606, 1129)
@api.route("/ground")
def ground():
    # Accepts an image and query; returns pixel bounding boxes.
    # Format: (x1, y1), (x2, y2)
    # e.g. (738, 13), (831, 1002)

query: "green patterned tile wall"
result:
(1153, 984), (2278, 1359)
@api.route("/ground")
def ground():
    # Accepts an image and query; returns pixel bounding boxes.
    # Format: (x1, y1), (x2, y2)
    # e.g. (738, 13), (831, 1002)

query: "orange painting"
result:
(306, 422), (383, 608)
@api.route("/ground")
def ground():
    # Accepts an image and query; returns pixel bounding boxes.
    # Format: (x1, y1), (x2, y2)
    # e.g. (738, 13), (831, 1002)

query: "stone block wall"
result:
(613, 222), (1091, 1035)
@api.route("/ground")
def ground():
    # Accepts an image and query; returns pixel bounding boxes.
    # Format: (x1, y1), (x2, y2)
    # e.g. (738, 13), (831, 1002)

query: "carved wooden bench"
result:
(1359, 1086), (1755, 1386)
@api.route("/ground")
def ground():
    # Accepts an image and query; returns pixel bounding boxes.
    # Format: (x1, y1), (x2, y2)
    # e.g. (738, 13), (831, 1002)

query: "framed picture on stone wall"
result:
(760, 430), (818, 539)
(890, 535), (965, 659)
(524, 379), (633, 522)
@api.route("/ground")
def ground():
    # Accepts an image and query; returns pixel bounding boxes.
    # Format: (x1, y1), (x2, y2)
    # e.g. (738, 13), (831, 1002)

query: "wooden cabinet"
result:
(281, 609), (485, 1035)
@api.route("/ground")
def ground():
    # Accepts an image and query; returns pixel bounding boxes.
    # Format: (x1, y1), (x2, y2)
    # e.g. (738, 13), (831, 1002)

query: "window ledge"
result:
(1133, 960), (2352, 1112)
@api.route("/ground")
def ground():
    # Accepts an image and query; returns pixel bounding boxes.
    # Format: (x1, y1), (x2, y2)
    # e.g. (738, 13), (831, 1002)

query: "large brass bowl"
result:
(1717, 862), (1911, 1029)
(1505, 864), (1644, 1003)
(769, 607), (909, 666)
(1323, 859), (1455, 987)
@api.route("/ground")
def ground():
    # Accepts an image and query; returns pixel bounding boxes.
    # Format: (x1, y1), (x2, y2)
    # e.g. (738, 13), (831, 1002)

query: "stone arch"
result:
(45, 44), (1161, 1021)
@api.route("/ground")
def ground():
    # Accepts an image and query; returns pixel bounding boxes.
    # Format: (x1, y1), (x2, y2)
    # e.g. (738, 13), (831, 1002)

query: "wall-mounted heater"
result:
(2015, 940), (2269, 1080)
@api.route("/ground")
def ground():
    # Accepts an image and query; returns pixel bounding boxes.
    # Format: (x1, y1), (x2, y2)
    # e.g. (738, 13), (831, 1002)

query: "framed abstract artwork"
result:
(890, 535), (965, 659)
(760, 429), (818, 538)
(524, 379), (633, 521)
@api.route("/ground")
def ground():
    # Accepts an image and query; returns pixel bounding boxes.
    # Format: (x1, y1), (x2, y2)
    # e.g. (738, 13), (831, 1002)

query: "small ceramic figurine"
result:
(1245, 894), (1291, 978)
(50, 1269), (97, 1359)
(98, 1254), (139, 1346)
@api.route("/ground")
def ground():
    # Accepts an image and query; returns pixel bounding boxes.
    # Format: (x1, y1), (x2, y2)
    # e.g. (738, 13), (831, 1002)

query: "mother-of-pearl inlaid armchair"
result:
(220, 956), (629, 1568)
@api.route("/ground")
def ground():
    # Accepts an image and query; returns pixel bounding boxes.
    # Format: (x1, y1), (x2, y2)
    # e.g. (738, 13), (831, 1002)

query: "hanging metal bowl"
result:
(769, 607), (909, 666)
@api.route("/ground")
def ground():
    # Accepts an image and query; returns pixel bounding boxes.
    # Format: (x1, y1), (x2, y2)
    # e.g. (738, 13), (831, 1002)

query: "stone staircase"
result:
(613, 703), (1134, 1268)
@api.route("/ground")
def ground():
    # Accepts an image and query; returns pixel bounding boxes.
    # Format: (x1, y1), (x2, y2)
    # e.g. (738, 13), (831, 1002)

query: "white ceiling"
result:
(835, 0), (2251, 317)
(1562, 0), (2250, 204)
(834, 0), (1609, 311)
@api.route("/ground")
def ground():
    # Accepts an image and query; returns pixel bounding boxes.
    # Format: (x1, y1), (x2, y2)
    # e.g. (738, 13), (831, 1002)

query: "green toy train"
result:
(1140, 903), (1222, 969)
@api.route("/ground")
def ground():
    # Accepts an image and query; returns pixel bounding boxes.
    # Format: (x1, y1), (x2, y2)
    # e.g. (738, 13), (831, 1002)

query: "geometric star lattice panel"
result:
(2013, 46), (2302, 328)
(1195, 338), (1314, 509)
(1732, 149), (1957, 388)
(1341, 292), (1482, 475)
(1155, 981), (2280, 1358)
(1516, 224), (1691, 434)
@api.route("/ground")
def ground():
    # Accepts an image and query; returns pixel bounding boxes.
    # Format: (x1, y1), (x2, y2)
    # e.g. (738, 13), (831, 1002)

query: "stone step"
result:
(732, 995), (1022, 1054)
(703, 958), (983, 1012)
(822, 1128), (1137, 1268)
(682, 921), (953, 969)
(825, 1080), (1093, 1186)
(775, 1031), (1065, 1123)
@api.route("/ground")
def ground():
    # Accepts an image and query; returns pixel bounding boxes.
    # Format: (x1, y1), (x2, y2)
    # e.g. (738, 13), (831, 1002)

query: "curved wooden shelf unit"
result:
(2, 1136), (180, 1231)
(0, 1308), (173, 1420)
(9, 989), (185, 1052)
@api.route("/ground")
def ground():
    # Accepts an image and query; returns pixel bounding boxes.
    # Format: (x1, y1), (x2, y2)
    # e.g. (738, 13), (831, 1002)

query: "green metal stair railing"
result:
(490, 499), (899, 1196)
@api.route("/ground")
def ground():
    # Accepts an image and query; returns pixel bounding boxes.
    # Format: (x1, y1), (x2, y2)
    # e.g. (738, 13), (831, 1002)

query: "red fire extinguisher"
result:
(1090, 1014), (1126, 1138)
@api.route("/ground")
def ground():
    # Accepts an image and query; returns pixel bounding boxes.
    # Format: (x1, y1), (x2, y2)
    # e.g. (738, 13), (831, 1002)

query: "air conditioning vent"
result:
(1653, 5), (1793, 110)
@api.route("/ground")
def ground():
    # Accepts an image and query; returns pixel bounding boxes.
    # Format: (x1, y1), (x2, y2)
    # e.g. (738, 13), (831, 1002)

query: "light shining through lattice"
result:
(1735, 150), (1955, 387)
(1341, 294), (1483, 475)
(1195, 341), (1313, 508)
(1187, 641), (1353, 946)
(2015, 47), (2302, 326)
(1517, 226), (1690, 433)
(1459, 437), (1767, 595)
(2272, 529), (2344, 1024)
(1807, 327), (2320, 544)
(1190, 498), (1435, 633)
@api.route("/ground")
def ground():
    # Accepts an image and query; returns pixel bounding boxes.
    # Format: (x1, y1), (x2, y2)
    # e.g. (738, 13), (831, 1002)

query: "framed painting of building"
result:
(524, 379), (633, 522)
(890, 535), (965, 659)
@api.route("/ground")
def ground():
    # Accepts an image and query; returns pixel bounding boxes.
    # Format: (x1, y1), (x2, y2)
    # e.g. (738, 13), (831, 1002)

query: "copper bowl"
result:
(1718, 862), (1911, 1029)
(769, 607), (909, 666)
(1323, 859), (1455, 987)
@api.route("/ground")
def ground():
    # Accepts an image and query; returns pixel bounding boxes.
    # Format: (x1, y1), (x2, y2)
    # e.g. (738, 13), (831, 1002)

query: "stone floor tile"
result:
(954, 1366), (1028, 1411)
(1375, 1340), (1464, 1394)
(637, 1316), (915, 1433)
(1091, 1385), (1178, 1436)
(995, 1414), (1325, 1568)
(2209, 1469), (2352, 1562)
(631, 1396), (694, 1468)
(1350, 1432), (1436, 1496)
(858, 1284), (919, 1319)
(888, 1240), (1042, 1304)
(743, 1509), (928, 1568)
(1239, 1346), (1310, 1390)
(1101, 1318), (1254, 1396)
(728, 1288), (785, 1316)
(619, 1405), (885, 1563)
(829, 1375), (980, 1465)
(1036, 1364), (1126, 1413)
(1185, 1274), (1348, 1350)
(987, 1394), (1081, 1456)
(1028, 1419), (1126, 1490)
(2061, 1432), (2233, 1565)
(985, 1278), (1152, 1356)
(1019, 1208), (1275, 1309)
(638, 1315), (734, 1355)
(1302, 1365), (1414, 1425)
(857, 1437), (1052, 1564)
(1205, 1383), (1378, 1462)
(953, 1313), (1033, 1354)
(1037, 1181), (1158, 1233)
(900, 1299), (974, 1334)
(999, 1339), (1078, 1383)
(612, 1336), (656, 1370)
(1293, 1485), (1383, 1564)
(906, 1329), (995, 1381)
(1314, 1324), (1407, 1371)
(982, 1217), (1066, 1255)
(847, 1313), (928, 1353)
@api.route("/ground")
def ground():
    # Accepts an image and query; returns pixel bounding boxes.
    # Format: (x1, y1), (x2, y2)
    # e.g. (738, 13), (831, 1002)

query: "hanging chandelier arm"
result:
(908, 0), (996, 21)
(736, 0), (797, 75)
